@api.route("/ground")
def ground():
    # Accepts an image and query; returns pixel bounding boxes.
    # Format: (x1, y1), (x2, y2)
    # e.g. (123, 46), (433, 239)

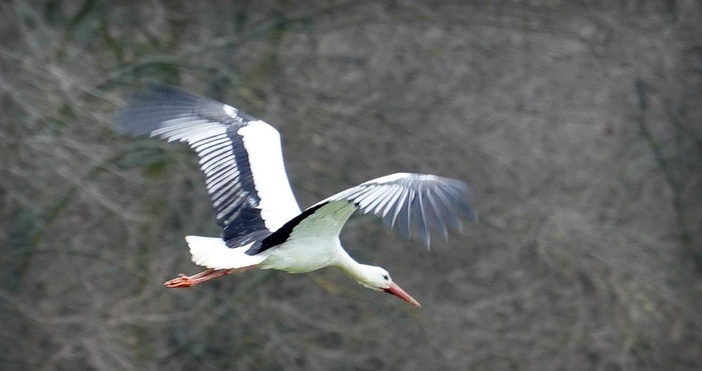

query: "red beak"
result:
(384, 282), (421, 308)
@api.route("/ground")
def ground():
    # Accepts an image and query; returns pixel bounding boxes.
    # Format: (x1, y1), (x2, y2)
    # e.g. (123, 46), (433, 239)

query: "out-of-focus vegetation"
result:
(1, 1), (701, 370)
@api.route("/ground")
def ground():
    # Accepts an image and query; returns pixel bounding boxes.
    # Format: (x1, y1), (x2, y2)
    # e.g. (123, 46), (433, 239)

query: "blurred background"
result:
(1, 1), (701, 370)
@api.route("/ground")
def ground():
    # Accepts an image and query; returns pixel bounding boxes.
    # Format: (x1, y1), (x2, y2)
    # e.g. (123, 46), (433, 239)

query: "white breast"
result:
(259, 237), (343, 273)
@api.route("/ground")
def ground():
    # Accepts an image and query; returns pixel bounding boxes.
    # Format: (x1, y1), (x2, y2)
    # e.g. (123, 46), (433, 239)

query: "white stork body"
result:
(115, 86), (476, 307)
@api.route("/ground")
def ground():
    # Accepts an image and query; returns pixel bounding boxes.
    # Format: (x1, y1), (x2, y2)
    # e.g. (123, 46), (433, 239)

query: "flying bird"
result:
(114, 85), (476, 307)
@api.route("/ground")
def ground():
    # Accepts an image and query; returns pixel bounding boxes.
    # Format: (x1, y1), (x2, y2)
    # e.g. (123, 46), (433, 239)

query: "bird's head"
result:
(356, 265), (421, 308)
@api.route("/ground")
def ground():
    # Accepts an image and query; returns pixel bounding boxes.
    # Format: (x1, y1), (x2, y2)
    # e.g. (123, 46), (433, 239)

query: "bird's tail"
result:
(186, 236), (265, 270)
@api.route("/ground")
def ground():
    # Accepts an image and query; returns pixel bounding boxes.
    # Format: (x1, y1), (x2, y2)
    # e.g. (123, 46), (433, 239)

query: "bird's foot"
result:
(164, 268), (232, 288)
(164, 274), (195, 288)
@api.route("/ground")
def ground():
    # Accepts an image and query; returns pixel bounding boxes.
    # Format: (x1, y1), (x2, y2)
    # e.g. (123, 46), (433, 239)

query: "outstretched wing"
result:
(248, 173), (475, 255)
(324, 173), (476, 246)
(114, 85), (301, 245)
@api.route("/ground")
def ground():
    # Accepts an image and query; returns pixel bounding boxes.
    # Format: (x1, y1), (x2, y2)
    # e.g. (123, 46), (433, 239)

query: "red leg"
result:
(164, 268), (232, 288)
(164, 265), (258, 288)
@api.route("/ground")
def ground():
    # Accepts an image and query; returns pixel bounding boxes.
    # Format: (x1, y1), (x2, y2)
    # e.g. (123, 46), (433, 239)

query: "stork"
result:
(114, 85), (476, 307)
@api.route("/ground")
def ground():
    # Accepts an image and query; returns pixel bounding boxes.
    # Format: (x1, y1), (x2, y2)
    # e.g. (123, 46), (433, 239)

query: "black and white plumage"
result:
(115, 85), (476, 308)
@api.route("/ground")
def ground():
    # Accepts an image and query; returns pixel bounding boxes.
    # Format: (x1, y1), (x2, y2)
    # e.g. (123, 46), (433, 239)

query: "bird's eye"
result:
(382, 275), (389, 281)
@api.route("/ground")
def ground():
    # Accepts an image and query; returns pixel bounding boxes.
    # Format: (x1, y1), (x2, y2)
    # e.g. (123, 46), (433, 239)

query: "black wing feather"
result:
(115, 86), (275, 244)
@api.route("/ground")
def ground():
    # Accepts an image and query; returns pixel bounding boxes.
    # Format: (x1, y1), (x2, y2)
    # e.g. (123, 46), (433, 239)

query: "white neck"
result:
(334, 247), (372, 285)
